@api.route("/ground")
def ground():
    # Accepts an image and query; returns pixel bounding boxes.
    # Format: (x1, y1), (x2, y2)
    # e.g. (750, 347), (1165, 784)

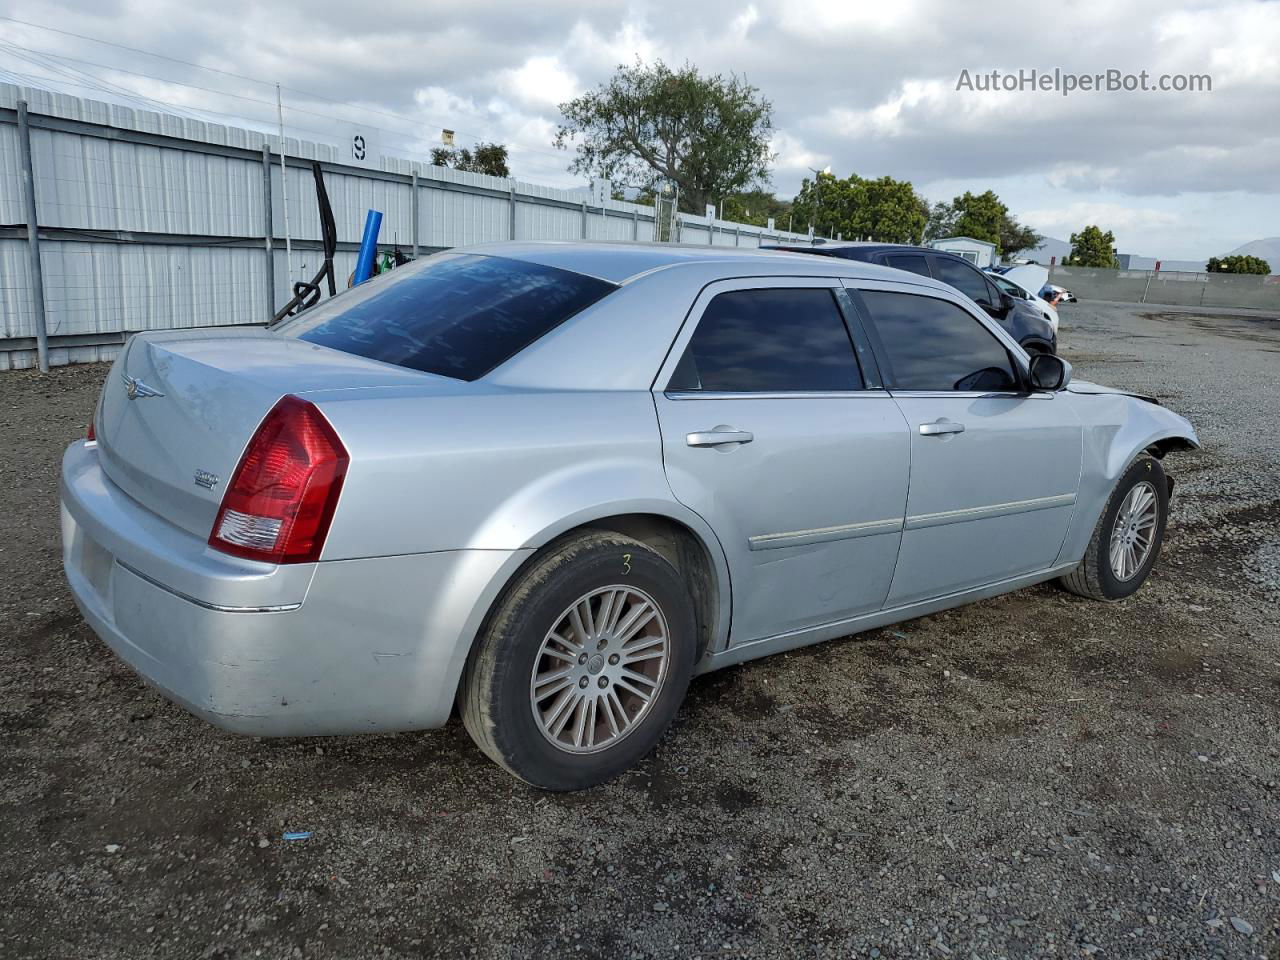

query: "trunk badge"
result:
(193, 469), (220, 490)
(122, 374), (165, 399)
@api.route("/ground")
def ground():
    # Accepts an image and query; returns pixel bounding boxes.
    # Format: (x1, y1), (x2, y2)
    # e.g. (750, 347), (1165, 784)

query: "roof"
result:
(929, 236), (998, 250)
(459, 240), (951, 290)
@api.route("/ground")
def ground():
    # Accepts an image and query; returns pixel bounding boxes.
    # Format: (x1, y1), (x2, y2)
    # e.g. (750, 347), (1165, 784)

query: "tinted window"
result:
(884, 254), (931, 278)
(860, 291), (1018, 392)
(933, 257), (992, 305)
(668, 288), (863, 392)
(280, 254), (615, 381)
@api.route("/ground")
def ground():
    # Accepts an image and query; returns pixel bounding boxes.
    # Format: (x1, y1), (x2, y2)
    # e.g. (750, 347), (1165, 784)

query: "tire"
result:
(1021, 338), (1054, 356)
(1058, 455), (1169, 601)
(459, 531), (697, 791)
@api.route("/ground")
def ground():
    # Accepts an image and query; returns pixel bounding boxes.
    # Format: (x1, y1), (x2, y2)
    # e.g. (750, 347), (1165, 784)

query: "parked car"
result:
(61, 243), (1198, 790)
(764, 242), (1058, 354)
(985, 264), (1059, 332)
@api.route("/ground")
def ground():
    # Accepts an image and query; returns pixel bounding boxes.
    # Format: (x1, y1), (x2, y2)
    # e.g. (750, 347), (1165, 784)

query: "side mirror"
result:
(1028, 353), (1072, 391)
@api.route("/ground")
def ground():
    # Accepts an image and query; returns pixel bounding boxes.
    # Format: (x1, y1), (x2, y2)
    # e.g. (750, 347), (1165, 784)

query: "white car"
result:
(987, 265), (1059, 333)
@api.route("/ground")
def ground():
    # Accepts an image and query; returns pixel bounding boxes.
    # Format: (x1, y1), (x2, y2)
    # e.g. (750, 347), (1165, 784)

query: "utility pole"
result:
(276, 84), (293, 289)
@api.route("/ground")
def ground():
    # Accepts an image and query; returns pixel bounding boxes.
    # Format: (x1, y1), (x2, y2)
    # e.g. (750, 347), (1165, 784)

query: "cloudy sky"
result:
(1, 0), (1277, 258)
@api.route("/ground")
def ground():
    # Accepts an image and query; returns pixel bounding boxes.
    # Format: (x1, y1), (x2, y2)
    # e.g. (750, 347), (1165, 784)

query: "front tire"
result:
(1058, 456), (1169, 601)
(459, 531), (696, 791)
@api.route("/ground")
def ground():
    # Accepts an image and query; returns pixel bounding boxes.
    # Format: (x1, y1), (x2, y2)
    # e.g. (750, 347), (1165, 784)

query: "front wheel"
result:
(1058, 456), (1169, 601)
(459, 531), (697, 790)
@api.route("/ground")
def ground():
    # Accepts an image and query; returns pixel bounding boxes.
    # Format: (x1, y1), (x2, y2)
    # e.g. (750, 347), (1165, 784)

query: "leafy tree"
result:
(923, 200), (957, 242)
(1206, 254), (1271, 275)
(950, 190), (1005, 249)
(1066, 225), (1119, 268)
(791, 172), (926, 243)
(554, 59), (774, 215)
(721, 190), (792, 228)
(1000, 218), (1042, 258)
(431, 142), (510, 178)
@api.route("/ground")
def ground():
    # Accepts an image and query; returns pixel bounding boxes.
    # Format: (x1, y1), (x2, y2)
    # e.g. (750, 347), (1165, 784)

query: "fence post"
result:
(16, 100), (50, 373)
(261, 144), (275, 321)
(581, 201), (588, 239)
(508, 183), (517, 242)
(632, 208), (639, 241)
(1140, 269), (1153, 304)
(411, 170), (420, 257)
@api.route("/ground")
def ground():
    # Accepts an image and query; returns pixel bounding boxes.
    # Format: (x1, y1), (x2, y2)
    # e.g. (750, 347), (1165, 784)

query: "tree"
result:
(1066, 225), (1119, 268)
(721, 190), (792, 228)
(999, 218), (1042, 258)
(1206, 254), (1271, 275)
(431, 142), (510, 178)
(923, 200), (957, 242)
(790, 171), (926, 243)
(950, 190), (1005, 250)
(554, 59), (774, 215)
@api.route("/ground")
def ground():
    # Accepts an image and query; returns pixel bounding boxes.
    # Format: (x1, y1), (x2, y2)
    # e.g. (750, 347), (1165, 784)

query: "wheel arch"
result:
(450, 503), (732, 707)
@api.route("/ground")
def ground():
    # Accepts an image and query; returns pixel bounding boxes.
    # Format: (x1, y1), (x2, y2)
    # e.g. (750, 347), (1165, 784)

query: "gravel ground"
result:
(1, 301), (1278, 960)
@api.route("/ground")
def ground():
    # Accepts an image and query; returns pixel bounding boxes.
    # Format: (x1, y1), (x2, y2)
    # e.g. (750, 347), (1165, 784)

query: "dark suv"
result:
(764, 242), (1057, 354)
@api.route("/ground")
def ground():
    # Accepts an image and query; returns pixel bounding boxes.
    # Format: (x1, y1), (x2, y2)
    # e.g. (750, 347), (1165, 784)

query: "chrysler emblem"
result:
(122, 374), (164, 399)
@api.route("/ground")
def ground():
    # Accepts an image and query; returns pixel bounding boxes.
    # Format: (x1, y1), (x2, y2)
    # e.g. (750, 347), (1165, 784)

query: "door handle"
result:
(919, 420), (965, 437)
(687, 428), (754, 448)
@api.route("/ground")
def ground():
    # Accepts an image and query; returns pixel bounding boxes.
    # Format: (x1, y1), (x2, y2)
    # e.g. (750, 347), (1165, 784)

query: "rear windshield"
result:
(278, 253), (616, 380)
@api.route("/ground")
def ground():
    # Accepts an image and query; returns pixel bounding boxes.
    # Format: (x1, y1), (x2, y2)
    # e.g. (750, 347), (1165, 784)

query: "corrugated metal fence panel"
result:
(1, 238), (34, 337)
(1, 80), (835, 368)
(36, 241), (267, 336)
(0, 123), (23, 223)
(32, 128), (266, 235)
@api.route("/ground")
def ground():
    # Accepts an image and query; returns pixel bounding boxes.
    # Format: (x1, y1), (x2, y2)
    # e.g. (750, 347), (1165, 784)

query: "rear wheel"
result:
(1058, 456), (1168, 601)
(459, 531), (696, 790)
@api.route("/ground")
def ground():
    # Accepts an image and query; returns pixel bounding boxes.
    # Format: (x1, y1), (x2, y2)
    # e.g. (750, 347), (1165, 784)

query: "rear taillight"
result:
(86, 416), (95, 441)
(209, 395), (349, 564)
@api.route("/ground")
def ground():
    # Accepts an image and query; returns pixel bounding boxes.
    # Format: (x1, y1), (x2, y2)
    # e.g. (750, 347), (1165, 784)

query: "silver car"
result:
(61, 242), (1198, 790)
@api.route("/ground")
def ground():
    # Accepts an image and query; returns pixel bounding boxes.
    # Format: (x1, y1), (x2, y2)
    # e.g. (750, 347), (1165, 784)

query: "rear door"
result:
(653, 280), (910, 645)
(848, 282), (1083, 606)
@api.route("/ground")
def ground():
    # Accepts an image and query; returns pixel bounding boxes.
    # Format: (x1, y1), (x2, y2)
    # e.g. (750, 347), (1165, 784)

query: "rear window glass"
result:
(279, 253), (616, 380)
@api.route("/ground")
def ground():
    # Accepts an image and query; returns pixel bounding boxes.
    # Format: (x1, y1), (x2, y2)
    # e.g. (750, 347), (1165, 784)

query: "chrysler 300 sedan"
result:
(61, 242), (1199, 790)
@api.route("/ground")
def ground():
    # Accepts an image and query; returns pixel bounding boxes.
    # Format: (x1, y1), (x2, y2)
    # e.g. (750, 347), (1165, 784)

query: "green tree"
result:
(721, 189), (792, 228)
(554, 59), (774, 215)
(1206, 254), (1271, 275)
(791, 172), (926, 243)
(951, 190), (1005, 249)
(1000, 218), (1042, 258)
(923, 200), (957, 242)
(1066, 225), (1119, 268)
(430, 142), (510, 178)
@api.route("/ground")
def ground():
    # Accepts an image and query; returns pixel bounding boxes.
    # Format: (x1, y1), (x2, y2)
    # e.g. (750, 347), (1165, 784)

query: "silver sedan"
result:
(61, 242), (1199, 790)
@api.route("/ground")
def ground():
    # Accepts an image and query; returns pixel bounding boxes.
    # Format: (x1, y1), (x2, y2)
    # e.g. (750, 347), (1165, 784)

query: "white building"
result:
(928, 236), (997, 268)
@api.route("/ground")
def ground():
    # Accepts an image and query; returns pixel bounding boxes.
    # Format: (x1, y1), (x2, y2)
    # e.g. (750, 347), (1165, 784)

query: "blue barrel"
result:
(353, 209), (383, 284)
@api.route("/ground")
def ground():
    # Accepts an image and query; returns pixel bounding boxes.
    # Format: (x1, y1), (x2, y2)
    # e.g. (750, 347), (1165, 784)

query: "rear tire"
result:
(1058, 456), (1168, 601)
(459, 531), (696, 791)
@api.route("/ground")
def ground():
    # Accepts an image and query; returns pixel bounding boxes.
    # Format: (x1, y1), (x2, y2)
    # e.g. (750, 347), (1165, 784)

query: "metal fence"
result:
(1048, 265), (1280, 311)
(0, 82), (818, 371)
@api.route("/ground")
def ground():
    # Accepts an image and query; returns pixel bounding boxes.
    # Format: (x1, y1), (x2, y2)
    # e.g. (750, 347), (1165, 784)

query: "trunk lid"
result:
(96, 329), (456, 539)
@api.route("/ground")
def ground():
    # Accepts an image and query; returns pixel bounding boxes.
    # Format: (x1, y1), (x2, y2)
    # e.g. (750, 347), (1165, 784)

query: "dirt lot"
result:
(2, 301), (1278, 960)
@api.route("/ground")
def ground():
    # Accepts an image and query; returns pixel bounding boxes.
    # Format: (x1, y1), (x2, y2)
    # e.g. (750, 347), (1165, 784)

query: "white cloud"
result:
(1020, 202), (1182, 237)
(499, 56), (578, 110)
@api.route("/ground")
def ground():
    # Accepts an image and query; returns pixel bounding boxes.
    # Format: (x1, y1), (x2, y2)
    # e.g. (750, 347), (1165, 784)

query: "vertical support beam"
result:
(261, 144), (275, 322)
(411, 170), (420, 257)
(632, 208), (639, 241)
(509, 183), (517, 242)
(581, 201), (588, 239)
(16, 100), (50, 373)
(735, 226), (741, 247)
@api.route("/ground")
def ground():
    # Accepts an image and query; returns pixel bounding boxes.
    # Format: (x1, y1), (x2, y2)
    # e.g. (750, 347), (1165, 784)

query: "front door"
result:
(849, 284), (1083, 606)
(654, 280), (911, 645)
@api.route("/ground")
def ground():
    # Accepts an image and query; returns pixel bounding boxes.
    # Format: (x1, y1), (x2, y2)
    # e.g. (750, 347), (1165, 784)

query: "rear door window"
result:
(279, 253), (616, 381)
(883, 254), (932, 278)
(932, 256), (992, 306)
(858, 290), (1018, 392)
(668, 288), (864, 392)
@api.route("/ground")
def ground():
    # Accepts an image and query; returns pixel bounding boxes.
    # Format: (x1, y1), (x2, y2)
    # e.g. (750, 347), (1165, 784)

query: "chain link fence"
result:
(1049, 265), (1280, 311)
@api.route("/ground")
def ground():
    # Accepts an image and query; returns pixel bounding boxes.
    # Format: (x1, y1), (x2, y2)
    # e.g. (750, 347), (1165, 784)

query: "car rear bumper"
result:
(61, 440), (523, 736)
